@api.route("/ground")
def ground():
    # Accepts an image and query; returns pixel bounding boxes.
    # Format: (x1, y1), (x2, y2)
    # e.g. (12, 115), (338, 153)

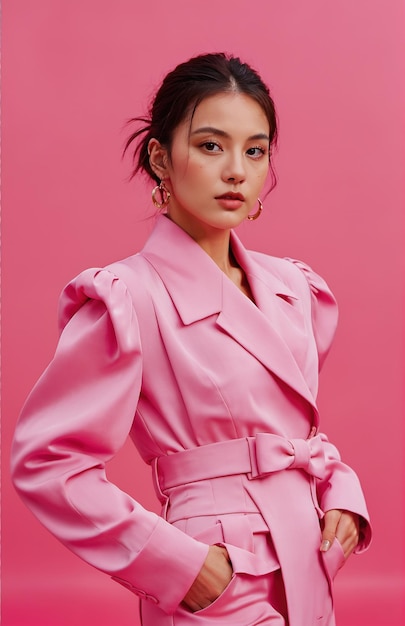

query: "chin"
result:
(219, 212), (248, 228)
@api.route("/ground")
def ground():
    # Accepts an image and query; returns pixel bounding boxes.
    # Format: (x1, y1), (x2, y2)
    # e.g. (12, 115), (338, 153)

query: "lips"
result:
(215, 192), (245, 201)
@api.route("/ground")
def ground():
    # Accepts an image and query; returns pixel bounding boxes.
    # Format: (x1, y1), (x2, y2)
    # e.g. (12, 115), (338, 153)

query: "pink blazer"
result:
(11, 215), (371, 625)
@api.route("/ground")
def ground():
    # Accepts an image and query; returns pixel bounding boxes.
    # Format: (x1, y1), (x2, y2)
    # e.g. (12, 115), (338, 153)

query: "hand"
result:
(182, 545), (233, 612)
(320, 509), (360, 558)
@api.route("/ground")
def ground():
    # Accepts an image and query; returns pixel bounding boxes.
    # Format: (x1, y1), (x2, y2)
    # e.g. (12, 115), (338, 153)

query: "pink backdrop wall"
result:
(2, 1), (404, 625)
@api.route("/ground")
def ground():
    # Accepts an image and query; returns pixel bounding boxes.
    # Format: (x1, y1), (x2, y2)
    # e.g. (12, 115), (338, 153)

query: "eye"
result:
(246, 146), (266, 158)
(200, 141), (222, 152)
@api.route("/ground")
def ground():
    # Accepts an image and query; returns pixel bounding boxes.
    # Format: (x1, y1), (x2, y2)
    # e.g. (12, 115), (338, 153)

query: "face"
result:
(149, 92), (270, 240)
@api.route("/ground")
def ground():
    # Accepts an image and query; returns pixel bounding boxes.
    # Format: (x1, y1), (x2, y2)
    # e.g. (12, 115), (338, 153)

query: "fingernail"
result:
(320, 540), (331, 552)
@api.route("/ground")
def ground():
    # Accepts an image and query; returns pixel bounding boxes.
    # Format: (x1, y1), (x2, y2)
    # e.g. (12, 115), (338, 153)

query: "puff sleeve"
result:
(286, 258), (339, 371)
(286, 259), (372, 552)
(11, 268), (209, 614)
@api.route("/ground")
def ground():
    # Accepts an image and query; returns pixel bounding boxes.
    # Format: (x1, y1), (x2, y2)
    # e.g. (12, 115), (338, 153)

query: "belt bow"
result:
(250, 433), (326, 480)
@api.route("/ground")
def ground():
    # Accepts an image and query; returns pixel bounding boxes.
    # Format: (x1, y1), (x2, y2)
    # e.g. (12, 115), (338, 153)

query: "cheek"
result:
(170, 148), (199, 175)
(180, 160), (211, 187)
(255, 164), (270, 187)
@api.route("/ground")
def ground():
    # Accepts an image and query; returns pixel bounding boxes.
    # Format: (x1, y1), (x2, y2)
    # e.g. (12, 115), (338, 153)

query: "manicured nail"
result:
(320, 540), (331, 552)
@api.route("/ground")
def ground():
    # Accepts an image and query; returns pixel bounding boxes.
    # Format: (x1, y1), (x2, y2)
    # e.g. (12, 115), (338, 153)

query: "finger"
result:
(320, 509), (342, 552)
(335, 511), (360, 558)
(182, 598), (204, 612)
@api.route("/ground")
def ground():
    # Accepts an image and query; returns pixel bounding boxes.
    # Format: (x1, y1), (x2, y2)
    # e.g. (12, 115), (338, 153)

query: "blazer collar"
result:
(141, 215), (297, 323)
(141, 215), (225, 323)
(141, 215), (317, 409)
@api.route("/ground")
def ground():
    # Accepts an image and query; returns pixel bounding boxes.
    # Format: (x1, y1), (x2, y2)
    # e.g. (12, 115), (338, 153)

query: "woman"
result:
(11, 53), (371, 625)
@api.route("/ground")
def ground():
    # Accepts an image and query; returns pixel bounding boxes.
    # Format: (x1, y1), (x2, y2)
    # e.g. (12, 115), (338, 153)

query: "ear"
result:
(148, 138), (170, 180)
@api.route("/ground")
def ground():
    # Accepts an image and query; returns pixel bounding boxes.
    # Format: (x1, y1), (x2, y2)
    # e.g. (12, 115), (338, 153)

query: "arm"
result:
(317, 433), (371, 553)
(286, 259), (372, 552)
(11, 268), (209, 614)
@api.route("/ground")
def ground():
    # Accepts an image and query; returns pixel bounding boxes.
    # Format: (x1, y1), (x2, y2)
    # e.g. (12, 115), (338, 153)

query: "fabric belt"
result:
(153, 432), (326, 495)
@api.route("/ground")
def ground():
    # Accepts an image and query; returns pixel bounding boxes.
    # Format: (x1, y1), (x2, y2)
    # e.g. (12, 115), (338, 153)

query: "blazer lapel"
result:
(216, 279), (317, 410)
(230, 231), (318, 404)
(141, 215), (317, 410)
(141, 215), (223, 324)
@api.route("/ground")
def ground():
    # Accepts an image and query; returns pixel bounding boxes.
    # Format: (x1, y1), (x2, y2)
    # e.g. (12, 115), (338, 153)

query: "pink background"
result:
(2, 1), (404, 625)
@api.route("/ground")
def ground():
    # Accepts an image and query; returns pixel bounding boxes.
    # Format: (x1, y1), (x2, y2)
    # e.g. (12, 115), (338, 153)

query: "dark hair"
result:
(124, 52), (278, 188)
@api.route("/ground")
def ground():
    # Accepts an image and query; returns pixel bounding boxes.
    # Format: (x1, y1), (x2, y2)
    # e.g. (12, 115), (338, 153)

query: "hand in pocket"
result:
(182, 545), (233, 612)
(320, 509), (360, 558)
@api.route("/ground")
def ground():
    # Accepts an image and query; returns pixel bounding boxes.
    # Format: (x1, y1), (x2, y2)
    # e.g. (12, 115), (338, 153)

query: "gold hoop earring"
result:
(247, 198), (263, 221)
(151, 180), (171, 209)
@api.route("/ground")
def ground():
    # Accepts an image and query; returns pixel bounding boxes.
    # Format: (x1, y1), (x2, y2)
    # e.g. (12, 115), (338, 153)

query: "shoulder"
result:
(250, 249), (337, 306)
(57, 253), (143, 329)
(248, 250), (320, 295)
(57, 251), (159, 341)
(249, 251), (338, 367)
(106, 252), (154, 286)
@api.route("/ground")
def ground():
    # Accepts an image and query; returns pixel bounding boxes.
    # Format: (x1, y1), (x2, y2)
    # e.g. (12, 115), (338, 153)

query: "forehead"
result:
(189, 92), (269, 135)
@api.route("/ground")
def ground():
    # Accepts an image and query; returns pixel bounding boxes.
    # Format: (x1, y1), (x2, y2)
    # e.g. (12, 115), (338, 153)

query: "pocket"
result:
(191, 573), (238, 616)
(321, 537), (346, 582)
(185, 518), (224, 545)
(220, 516), (280, 576)
(180, 514), (280, 577)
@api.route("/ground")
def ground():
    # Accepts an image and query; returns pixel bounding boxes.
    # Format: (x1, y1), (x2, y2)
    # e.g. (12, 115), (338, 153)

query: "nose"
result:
(222, 152), (246, 184)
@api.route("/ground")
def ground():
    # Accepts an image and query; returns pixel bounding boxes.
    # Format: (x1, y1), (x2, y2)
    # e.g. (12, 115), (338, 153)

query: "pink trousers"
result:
(139, 533), (289, 625)
(139, 437), (337, 625)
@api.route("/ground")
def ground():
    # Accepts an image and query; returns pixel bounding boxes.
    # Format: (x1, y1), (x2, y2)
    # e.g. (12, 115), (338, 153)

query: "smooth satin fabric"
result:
(11, 215), (371, 625)
(140, 533), (289, 626)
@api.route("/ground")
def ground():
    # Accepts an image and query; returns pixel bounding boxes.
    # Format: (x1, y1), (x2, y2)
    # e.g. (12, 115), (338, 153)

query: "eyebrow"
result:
(190, 126), (270, 141)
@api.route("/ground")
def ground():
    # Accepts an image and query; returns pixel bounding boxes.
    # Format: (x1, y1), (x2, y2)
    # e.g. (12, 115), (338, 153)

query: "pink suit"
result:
(11, 215), (371, 625)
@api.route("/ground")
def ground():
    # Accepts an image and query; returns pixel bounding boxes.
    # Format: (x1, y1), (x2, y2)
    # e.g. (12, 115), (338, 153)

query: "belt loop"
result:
(247, 437), (259, 479)
(310, 476), (323, 518)
(151, 457), (169, 517)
